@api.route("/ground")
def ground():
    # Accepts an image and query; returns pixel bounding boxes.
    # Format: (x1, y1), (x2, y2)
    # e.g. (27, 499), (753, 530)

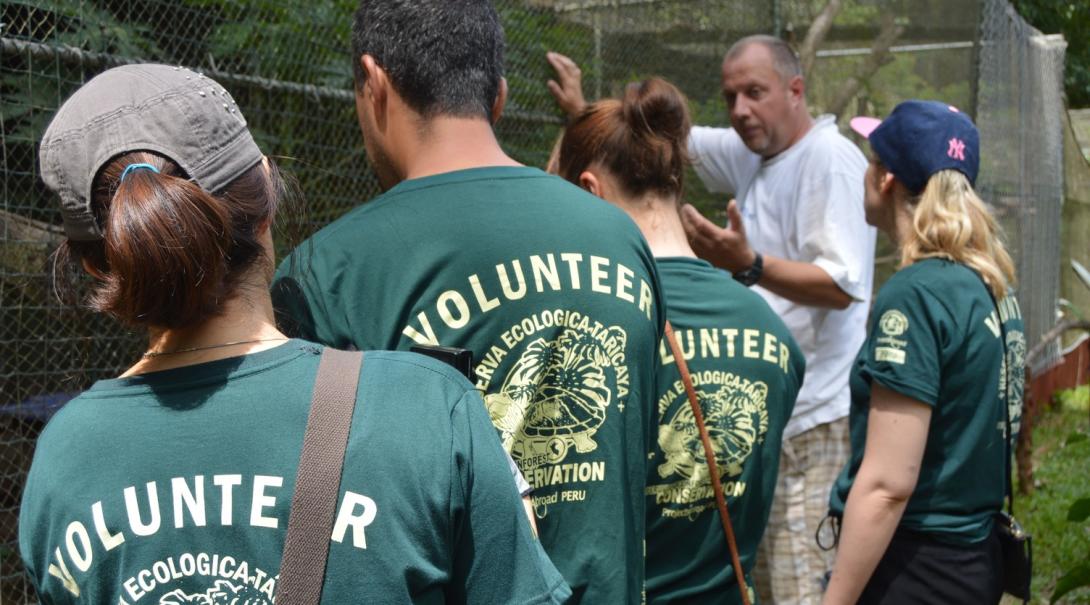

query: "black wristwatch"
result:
(732, 252), (763, 287)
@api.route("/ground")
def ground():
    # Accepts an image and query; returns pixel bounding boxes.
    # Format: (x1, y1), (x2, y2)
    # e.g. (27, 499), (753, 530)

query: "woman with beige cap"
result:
(19, 64), (569, 605)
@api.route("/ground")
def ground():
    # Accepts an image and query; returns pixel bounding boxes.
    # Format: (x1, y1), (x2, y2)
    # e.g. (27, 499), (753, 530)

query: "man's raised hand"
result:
(546, 51), (588, 118)
(680, 200), (756, 273)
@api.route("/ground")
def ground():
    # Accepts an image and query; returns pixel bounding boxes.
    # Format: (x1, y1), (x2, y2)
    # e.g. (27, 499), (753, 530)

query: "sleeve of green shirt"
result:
(272, 244), (346, 346)
(448, 389), (571, 604)
(862, 278), (950, 408)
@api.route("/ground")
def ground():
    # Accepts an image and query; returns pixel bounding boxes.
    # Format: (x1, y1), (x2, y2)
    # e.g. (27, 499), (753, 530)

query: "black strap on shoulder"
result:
(276, 348), (364, 605)
(976, 273), (1016, 516)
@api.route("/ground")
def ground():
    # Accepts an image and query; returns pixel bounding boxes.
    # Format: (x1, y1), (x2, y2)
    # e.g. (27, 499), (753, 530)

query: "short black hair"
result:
(351, 0), (505, 120)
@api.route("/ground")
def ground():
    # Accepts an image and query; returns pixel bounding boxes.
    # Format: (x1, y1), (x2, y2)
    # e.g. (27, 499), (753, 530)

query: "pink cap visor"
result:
(850, 116), (883, 138)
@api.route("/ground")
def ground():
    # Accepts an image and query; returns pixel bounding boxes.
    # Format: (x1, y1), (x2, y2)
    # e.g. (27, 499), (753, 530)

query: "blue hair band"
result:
(119, 163), (160, 182)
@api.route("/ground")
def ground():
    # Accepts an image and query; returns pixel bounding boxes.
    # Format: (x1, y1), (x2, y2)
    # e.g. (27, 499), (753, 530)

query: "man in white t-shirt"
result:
(546, 35), (874, 605)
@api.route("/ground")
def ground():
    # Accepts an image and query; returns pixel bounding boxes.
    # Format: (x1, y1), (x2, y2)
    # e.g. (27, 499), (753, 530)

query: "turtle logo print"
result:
(999, 329), (1027, 437)
(160, 580), (268, 605)
(647, 372), (769, 519)
(658, 383), (769, 481)
(486, 327), (626, 465)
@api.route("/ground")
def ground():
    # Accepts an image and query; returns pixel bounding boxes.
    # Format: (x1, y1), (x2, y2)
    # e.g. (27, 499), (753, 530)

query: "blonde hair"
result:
(900, 169), (1016, 299)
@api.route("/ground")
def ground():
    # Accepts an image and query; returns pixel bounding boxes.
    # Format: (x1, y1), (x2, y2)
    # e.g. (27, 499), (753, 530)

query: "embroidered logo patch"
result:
(879, 310), (909, 337)
(947, 137), (966, 161)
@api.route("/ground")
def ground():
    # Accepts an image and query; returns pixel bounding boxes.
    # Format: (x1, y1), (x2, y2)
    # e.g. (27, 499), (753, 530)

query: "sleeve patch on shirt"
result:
(879, 309), (909, 337)
(875, 347), (906, 364)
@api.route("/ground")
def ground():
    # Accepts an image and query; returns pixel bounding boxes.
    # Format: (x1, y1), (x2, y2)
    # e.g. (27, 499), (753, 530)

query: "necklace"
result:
(142, 337), (289, 359)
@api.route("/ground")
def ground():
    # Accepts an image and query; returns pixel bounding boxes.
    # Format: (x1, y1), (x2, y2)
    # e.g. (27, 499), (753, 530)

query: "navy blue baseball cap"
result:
(850, 100), (979, 195)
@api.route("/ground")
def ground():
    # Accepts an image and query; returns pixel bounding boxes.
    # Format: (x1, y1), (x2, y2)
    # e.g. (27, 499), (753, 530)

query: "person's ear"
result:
(578, 170), (603, 197)
(491, 78), (508, 125)
(879, 169), (897, 195)
(256, 214), (274, 238)
(788, 74), (805, 105)
(360, 55), (389, 130)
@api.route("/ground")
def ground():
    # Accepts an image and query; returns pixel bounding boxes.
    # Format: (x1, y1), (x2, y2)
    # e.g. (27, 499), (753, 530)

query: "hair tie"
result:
(120, 163), (160, 182)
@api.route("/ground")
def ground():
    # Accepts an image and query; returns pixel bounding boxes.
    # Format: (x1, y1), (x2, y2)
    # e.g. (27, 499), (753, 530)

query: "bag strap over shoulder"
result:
(974, 273), (1016, 516)
(664, 321), (752, 605)
(276, 348), (364, 605)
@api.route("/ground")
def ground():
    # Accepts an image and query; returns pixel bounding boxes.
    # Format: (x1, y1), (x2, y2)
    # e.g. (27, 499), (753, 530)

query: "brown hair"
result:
(557, 77), (691, 199)
(54, 151), (282, 329)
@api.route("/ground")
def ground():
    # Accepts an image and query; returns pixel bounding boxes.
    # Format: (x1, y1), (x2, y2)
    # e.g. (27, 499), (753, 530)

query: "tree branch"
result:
(1026, 318), (1090, 369)
(826, 13), (904, 119)
(798, 0), (842, 77)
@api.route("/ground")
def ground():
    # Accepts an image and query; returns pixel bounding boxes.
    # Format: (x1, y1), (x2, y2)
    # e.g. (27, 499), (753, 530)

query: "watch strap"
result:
(732, 252), (763, 287)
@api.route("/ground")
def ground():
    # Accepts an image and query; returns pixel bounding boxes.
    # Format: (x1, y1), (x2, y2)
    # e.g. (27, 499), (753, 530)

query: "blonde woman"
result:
(822, 100), (1025, 604)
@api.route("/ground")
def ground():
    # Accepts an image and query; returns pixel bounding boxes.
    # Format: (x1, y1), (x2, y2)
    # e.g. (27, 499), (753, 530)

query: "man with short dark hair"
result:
(274, 2), (665, 603)
(549, 34), (874, 605)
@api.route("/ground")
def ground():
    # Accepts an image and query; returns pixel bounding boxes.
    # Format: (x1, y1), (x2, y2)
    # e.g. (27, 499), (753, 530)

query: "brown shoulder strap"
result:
(664, 322), (751, 605)
(276, 348), (364, 605)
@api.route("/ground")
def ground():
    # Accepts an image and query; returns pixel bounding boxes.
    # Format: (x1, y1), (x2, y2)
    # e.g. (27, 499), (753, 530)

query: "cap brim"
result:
(850, 116), (883, 139)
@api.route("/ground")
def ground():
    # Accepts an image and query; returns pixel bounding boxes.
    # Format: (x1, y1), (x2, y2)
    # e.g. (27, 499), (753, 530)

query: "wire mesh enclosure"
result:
(976, 0), (1067, 372)
(0, 0), (1066, 601)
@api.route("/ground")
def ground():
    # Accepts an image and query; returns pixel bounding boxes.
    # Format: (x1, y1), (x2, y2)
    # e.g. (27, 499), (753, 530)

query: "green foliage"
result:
(1013, 0), (1090, 108)
(494, 5), (595, 168)
(187, 0), (354, 87)
(807, 50), (972, 119)
(1056, 385), (1090, 412)
(1017, 407), (1090, 603)
(1069, 498), (1090, 523)
(1, 1), (162, 143)
(1054, 564), (1090, 605)
(1052, 497), (1090, 603)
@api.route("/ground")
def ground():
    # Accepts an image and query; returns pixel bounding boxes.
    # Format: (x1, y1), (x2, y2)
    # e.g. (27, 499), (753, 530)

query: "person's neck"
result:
(763, 110), (815, 160)
(889, 201), (915, 250)
(399, 116), (521, 182)
(620, 192), (696, 259)
(123, 287), (286, 377)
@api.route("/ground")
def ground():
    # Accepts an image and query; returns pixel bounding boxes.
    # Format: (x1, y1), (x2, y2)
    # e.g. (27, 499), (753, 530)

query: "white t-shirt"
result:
(688, 115), (875, 438)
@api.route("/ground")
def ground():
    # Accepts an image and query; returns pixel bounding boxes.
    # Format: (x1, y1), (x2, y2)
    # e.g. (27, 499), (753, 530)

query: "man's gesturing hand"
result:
(546, 51), (588, 118)
(680, 200), (757, 274)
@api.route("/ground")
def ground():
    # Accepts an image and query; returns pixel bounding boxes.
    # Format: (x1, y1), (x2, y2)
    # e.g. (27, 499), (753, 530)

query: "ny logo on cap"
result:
(947, 137), (966, 161)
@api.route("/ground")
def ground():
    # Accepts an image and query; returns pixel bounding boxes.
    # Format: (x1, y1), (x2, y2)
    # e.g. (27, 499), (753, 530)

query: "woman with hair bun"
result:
(556, 77), (805, 604)
(822, 101), (1025, 604)
(20, 64), (568, 605)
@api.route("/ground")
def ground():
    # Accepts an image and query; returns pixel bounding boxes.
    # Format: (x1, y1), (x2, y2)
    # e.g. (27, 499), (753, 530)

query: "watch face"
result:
(733, 269), (755, 286)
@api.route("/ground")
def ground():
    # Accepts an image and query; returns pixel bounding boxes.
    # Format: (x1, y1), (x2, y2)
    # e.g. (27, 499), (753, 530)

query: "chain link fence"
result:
(976, 0), (1067, 373)
(0, 0), (1065, 601)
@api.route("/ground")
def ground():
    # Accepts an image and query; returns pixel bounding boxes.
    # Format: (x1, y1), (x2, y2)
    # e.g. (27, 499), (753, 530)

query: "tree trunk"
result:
(798, 0), (842, 78)
(826, 14), (904, 119)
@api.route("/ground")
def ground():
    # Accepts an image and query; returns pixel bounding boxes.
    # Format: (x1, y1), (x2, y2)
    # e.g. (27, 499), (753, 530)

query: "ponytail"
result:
(901, 170), (1016, 299)
(558, 77), (691, 198)
(57, 151), (278, 328)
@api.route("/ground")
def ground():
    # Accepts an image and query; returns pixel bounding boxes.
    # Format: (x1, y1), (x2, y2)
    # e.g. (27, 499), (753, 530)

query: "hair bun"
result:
(621, 77), (691, 143)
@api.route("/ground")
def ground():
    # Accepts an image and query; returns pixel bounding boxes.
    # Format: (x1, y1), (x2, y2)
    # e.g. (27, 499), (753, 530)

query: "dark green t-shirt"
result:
(646, 258), (803, 604)
(273, 167), (666, 604)
(830, 259), (1026, 544)
(19, 342), (570, 604)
